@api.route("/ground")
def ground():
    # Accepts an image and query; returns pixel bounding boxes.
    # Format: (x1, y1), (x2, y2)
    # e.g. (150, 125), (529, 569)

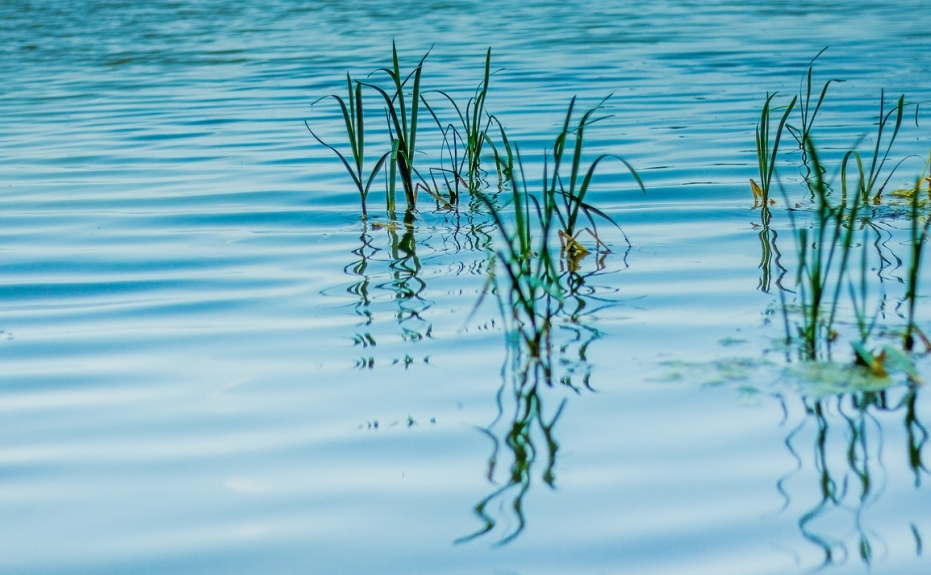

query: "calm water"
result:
(3, 1), (931, 574)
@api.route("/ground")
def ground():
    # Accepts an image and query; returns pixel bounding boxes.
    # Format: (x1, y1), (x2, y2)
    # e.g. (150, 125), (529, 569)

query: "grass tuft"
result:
(306, 73), (390, 219)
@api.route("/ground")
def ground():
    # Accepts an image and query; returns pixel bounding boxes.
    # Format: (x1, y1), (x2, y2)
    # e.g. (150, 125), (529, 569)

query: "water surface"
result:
(3, 1), (931, 573)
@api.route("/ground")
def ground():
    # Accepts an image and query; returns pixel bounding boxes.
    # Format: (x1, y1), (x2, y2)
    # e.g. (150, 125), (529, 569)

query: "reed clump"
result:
(309, 43), (503, 217)
(458, 96), (642, 545)
(472, 96), (642, 370)
(306, 74), (390, 219)
(754, 59), (927, 370)
(310, 45), (643, 380)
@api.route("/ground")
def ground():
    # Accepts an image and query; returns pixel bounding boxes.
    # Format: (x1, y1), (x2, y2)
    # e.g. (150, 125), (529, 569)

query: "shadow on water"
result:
(776, 384), (928, 571)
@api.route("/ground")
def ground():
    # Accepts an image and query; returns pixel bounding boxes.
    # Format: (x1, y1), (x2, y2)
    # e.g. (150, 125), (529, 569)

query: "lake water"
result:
(3, 1), (931, 574)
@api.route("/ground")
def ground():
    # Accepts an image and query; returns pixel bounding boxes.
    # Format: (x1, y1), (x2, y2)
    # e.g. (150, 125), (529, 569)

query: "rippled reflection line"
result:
(459, 249), (622, 544)
(778, 386), (928, 571)
(456, 357), (565, 547)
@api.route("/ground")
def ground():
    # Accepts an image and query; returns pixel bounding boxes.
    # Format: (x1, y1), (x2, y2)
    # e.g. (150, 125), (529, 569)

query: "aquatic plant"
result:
(422, 48), (497, 201)
(781, 139), (862, 360)
(753, 92), (797, 205)
(306, 74), (390, 219)
(358, 42), (430, 213)
(476, 142), (562, 368)
(460, 149), (563, 542)
(786, 47), (842, 179)
(756, 66), (927, 364)
(459, 97), (642, 544)
(473, 96), (643, 363)
(546, 95), (644, 265)
(842, 91), (907, 204)
(311, 44), (507, 214)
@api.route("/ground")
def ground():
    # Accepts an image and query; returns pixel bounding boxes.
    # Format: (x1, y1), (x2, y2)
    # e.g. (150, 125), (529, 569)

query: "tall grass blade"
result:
(756, 93), (798, 203)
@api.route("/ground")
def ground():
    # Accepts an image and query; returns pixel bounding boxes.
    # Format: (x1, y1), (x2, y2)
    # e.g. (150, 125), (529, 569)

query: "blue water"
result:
(2, 1), (931, 573)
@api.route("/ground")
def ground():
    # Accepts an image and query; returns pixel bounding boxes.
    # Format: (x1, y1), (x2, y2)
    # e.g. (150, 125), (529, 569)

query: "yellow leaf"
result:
(750, 179), (763, 200)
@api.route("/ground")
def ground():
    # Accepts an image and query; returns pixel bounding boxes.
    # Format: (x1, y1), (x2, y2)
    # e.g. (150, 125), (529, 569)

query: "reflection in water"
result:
(336, 197), (613, 544)
(459, 255), (614, 544)
(342, 212), (432, 368)
(385, 211), (430, 343)
(760, 192), (924, 362)
(456, 357), (565, 546)
(341, 208), (499, 368)
(345, 225), (376, 336)
(777, 384), (928, 570)
(756, 205), (787, 295)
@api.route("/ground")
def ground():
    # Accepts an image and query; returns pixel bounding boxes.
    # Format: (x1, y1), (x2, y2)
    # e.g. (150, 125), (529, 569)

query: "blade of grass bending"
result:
(424, 48), (496, 191)
(789, 47), (843, 149)
(568, 153), (645, 238)
(307, 74), (384, 217)
(305, 120), (362, 191)
(420, 97), (466, 185)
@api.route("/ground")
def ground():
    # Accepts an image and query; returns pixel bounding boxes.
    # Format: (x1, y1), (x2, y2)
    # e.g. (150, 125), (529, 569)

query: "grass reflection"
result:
(384, 212), (431, 344)
(777, 384), (928, 569)
(753, 53), (928, 362)
(459, 251), (615, 544)
(456, 358), (565, 546)
(342, 214), (432, 368)
(755, 204), (787, 295)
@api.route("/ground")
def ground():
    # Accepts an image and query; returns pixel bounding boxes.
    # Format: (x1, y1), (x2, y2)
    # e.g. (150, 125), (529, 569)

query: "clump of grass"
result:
(475, 137), (562, 370)
(753, 92), (797, 205)
(422, 48), (497, 201)
(782, 138), (863, 360)
(841, 91), (908, 205)
(474, 96), (643, 367)
(545, 96), (644, 265)
(306, 74), (390, 219)
(757, 56), (928, 364)
(361, 41), (430, 213)
(460, 95), (643, 544)
(311, 44), (507, 215)
(458, 128), (563, 547)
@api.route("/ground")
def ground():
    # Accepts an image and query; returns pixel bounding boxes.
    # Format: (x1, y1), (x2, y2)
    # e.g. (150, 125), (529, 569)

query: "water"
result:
(2, 1), (931, 573)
